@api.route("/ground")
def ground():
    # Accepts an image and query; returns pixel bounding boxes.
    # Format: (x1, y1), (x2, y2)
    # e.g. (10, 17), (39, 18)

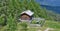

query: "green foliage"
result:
(0, 0), (60, 31)
(20, 22), (28, 28)
(31, 20), (45, 26)
(0, 14), (5, 25)
(19, 22), (28, 31)
(31, 20), (37, 24)
(6, 14), (17, 31)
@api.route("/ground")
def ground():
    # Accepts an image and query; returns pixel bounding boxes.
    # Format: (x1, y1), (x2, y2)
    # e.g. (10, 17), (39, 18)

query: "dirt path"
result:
(38, 28), (54, 31)
(44, 28), (54, 31)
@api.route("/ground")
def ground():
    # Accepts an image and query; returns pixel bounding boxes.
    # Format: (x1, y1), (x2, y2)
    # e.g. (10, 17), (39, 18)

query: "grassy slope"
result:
(41, 20), (60, 31)
(44, 20), (60, 28)
(0, 20), (60, 31)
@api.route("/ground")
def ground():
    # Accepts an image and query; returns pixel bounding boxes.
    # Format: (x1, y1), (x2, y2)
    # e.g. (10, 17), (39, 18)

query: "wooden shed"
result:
(20, 10), (34, 21)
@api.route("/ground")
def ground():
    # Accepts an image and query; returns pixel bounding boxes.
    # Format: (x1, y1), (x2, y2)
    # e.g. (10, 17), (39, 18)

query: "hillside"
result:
(0, 0), (60, 26)
(0, 0), (60, 31)
(0, 20), (60, 31)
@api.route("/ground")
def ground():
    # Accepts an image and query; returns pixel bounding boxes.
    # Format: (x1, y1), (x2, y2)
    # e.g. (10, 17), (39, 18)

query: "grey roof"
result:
(21, 10), (34, 16)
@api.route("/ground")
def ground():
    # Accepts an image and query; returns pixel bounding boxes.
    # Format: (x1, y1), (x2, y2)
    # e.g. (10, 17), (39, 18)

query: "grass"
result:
(41, 20), (60, 31)
(0, 20), (60, 31)
(44, 20), (60, 29)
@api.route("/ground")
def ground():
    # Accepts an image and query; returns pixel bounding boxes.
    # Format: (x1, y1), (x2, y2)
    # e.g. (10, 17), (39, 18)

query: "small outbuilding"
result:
(20, 10), (34, 22)
(19, 10), (45, 26)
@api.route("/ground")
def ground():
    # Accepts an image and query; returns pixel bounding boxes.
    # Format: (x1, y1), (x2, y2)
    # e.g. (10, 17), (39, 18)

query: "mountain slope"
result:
(0, 0), (60, 31)
(0, 0), (60, 26)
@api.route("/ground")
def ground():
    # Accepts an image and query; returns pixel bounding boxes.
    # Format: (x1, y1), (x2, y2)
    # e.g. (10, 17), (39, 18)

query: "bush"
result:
(17, 22), (28, 31)
(0, 14), (7, 26)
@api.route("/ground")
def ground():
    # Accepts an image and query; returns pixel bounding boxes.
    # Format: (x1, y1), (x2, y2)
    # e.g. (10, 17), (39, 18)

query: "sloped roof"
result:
(21, 10), (34, 16)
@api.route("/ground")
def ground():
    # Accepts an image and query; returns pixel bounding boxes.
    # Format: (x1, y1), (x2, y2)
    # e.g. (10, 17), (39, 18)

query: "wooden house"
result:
(20, 10), (34, 22)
